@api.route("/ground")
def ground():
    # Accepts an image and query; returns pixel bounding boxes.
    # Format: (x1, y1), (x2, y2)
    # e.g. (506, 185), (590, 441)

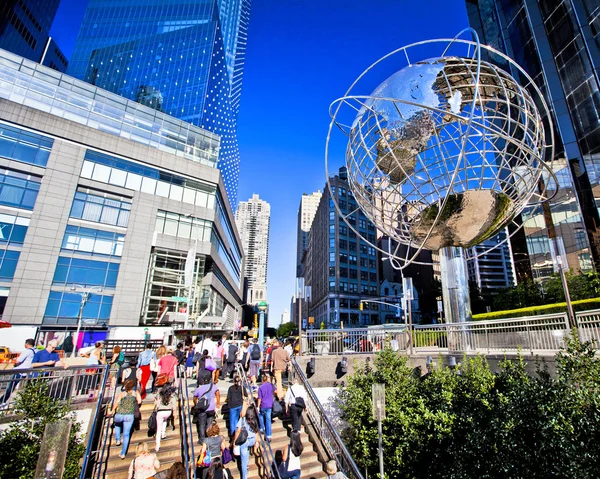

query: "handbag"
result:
(272, 399), (283, 417)
(150, 358), (159, 372)
(222, 447), (233, 464)
(205, 358), (217, 371)
(233, 445), (241, 456)
(134, 401), (141, 421)
(155, 373), (169, 387)
(235, 418), (249, 445)
(295, 397), (306, 410)
(148, 410), (157, 437)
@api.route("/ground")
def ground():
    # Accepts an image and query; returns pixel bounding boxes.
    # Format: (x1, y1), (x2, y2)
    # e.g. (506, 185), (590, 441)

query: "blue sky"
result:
(51, 0), (469, 327)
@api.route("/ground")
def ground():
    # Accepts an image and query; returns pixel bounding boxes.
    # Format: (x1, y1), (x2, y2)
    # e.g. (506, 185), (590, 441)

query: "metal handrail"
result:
(90, 375), (118, 479)
(79, 365), (110, 479)
(178, 365), (196, 479)
(290, 358), (365, 479)
(234, 363), (280, 479)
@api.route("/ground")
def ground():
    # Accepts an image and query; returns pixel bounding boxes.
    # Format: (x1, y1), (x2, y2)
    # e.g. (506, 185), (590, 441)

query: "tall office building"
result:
(465, 0), (600, 281)
(235, 194), (270, 304)
(0, 49), (243, 337)
(0, 0), (68, 72)
(296, 191), (321, 276)
(305, 167), (380, 328)
(67, 0), (251, 206)
(467, 229), (516, 290)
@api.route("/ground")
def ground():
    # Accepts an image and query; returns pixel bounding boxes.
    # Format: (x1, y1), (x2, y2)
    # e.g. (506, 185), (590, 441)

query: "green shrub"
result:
(472, 297), (600, 321)
(337, 333), (600, 479)
(0, 381), (86, 479)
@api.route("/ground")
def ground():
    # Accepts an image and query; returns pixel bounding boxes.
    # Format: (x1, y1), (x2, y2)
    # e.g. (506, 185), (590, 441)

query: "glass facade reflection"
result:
(466, 0), (600, 280)
(0, 49), (220, 168)
(68, 0), (252, 205)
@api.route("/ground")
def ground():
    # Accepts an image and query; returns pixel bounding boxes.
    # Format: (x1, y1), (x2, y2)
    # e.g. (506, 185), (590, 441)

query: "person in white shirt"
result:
(1, 338), (36, 406)
(284, 340), (294, 357)
(195, 336), (217, 359)
(284, 379), (307, 431)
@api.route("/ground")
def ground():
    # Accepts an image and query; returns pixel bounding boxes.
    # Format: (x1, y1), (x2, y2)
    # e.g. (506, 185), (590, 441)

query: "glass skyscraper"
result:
(68, 0), (250, 206)
(466, 0), (600, 281)
(0, 0), (68, 72)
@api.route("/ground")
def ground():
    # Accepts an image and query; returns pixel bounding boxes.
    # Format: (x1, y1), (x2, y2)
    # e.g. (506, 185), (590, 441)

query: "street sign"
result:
(308, 316), (314, 324)
(372, 383), (386, 420)
(170, 296), (188, 302)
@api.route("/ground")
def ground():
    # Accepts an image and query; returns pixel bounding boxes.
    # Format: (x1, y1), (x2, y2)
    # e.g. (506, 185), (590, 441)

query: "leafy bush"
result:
(472, 297), (600, 320)
(337, 333), (600, 478)
(0, 381), (86, 479)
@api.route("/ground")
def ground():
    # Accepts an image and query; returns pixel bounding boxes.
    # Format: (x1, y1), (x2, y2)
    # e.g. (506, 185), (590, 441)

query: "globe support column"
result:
(439, 245), (472, 325)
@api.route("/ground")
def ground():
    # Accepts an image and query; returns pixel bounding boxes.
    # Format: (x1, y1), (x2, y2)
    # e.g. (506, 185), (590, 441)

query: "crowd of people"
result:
(1, 333), (349, 479)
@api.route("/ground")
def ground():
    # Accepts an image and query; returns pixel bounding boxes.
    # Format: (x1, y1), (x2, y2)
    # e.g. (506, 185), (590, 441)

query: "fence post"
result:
(526, 322), (533, 355)
(485, 327), (490, 354)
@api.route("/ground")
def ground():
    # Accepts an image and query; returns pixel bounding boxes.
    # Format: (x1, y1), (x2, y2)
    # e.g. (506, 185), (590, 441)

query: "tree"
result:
(277, 321), (296, 337)
(337, 335), (600, 478)
(0, 381), (86, 479)
(493, 279), (543, 310)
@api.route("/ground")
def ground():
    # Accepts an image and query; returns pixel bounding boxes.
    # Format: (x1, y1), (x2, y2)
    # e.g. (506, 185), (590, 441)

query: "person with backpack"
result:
(109, 345), (126, 390)
(280, 430), (303, 479)
(223, 341), (238, 379)
(232, 401), (259, 479)
(238, 340), (250, 372)
(246, 338), (262, 390)
(154, 384), (177, 452)
(107, 379), (142, 459)
(193, 374), (220, 442)
(257, 372), (277, 441)
(197, 420), (226, 476)
(174, 342), (186, 367)
(284, 379), (307, 432)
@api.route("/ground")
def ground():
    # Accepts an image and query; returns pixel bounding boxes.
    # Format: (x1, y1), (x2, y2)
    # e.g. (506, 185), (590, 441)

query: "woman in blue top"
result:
(186, 347), (195, 378)
(232, 401), (259, 479)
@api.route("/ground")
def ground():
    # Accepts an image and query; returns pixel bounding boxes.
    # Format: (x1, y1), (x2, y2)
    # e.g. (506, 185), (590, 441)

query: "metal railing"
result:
(0, 364), (109, 415)
(86, 368), (116, 479)
(303, 311), (583, 355)
(234, 362), (280, 479)
(178, 365), (196, 479)
(289, 357), (364, 479)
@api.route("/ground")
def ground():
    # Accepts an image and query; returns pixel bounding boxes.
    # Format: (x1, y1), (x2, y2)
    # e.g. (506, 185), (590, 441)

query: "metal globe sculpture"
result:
(326, 30), (556, 323)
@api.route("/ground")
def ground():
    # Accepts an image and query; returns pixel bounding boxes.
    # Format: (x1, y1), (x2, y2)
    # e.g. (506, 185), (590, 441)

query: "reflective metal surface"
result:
(439, 246), (471, 324)
(326, 30), (556, 267)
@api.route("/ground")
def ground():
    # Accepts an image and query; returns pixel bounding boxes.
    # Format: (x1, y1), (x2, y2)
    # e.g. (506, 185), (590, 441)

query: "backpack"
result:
(175, 349), (185, 365)
(192, 352), (203, 365)
(250, 344), (261, 361)
(195, 383), (213, 413)
(226, 344), (238, 363)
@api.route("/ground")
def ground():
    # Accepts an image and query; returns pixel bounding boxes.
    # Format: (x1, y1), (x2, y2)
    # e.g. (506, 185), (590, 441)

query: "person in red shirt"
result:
(158, 348), (179, 383)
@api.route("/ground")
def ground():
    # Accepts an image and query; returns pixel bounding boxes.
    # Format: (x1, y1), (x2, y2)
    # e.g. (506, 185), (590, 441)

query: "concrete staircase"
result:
(213, 404), (326, 479)
(102, 400), (181, 479)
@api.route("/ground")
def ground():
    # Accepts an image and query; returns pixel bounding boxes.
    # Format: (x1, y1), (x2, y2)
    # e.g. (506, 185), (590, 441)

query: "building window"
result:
(339, 225), (347, 236)
(359, 219), (367, 230)
(0, 123), (53, 167)
(369, 259), (377, 269)
(156, 210), (212, 241)
(0, 169), (41, 210)
(340, 281), (348, 292)
(52, 257), (120, 288)
(349, 255), (357, 266)
(211, 230), (241, 284)
(340, 267), (348, 278)
(339, 253), (347, 264)
(361, 284), (369, 294)
(329, 281), (336, 292)
(0, 213), (29, 245)
(43, 291), (113, 325)
(329, 266), (336, 277)
(61, 225), (125, 258)
(349, 242), (357, 251)
(349, 268), (357, 279)
(349, 282), (358, 293)
(339, 239), (348, 250)
(370, 272), (377, 282)
(81, 150), (216, 208)
(70, 190), (131, 227)
(0, 249), (19, 280)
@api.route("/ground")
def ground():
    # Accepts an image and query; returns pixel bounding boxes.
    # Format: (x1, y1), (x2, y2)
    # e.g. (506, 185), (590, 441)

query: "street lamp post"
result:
(70, 284), (103, 358)
(257, 301), (268, 349)
(372, 383), (385, 479)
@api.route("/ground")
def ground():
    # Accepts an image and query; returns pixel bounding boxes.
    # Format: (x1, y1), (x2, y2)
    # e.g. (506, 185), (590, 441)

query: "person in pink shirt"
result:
(128, 442), (159, 479)
(158, 348), (179, 380)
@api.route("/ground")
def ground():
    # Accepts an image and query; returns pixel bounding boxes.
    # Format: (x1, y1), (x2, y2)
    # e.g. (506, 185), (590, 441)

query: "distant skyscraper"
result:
(281, 308), (290, 326)
(467, 229), (516, 290)
(235, 194), (270, 304)
(68, 0), (251, 206)
(0, 0), (68, 72)
(296, 191), (322, 275)
(465, 0), (599, 281)
(305, 168), (380, 328)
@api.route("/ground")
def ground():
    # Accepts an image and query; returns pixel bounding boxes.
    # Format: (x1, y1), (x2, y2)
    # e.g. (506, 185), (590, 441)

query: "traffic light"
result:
(359, 302), (363, 311)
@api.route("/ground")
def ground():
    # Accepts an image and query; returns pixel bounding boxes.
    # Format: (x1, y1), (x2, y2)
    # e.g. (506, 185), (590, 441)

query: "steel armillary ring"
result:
(325, 28), (557, 268)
